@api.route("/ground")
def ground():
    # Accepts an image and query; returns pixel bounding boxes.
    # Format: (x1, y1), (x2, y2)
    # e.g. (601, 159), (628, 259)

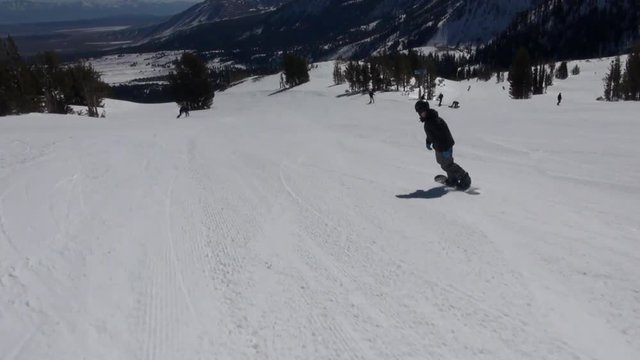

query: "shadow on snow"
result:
(396, 186), (481, 199)
(396, 186), (448, 199)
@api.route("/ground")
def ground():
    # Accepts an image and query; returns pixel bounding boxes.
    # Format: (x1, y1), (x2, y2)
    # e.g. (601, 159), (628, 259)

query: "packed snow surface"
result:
(1, 59), (639, 360)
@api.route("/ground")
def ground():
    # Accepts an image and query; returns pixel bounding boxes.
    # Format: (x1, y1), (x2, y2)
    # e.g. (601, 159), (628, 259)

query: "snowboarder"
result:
(415, 100), (471, 190)
(177, 105), (189, 118)
(368, 89), (375, 104)
(449, 101), (460, 109)
(437, 93), (444, 107)
(557, 92), (562, 106)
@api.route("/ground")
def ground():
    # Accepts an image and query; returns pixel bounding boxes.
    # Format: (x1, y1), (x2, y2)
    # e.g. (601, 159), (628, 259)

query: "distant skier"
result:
(177, 105), (190, 118)
(437, 93), (444, 107)
(368, 89), (375, 104)
(415, 100), (471, 190)
(557, 92), (562, 106)
(467, 85), (471, 91)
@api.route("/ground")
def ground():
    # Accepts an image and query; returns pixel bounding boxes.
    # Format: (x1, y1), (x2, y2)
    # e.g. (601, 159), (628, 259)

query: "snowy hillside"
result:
(1, 58), (639, 359)
(144, 0), (291, 41)
(430, 0), (538, 45)
(87, 51), (184, 85)
(135, 0), (541, 62)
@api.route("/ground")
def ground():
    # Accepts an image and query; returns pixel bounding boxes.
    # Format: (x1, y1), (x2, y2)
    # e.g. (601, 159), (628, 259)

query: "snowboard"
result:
(434, 174), (472, 191)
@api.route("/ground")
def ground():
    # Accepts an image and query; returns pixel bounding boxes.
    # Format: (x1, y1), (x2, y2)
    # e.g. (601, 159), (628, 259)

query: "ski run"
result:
(1, 58), (639, 360)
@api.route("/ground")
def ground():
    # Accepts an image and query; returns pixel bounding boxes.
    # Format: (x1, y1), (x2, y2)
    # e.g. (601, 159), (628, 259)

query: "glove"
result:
(426, 140), (433, 151)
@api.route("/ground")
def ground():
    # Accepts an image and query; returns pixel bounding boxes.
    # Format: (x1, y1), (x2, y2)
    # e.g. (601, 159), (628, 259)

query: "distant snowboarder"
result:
(437, 93), (444, 107)
(368, 89), (375, 104)
(557, 92), (562, 106)
(414, 100), (471, 190)
(177, 105), (190, 118)
(449, 101), (460, 109)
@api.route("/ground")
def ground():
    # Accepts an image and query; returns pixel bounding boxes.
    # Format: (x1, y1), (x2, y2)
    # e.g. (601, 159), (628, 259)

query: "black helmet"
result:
(414, 100), (429, 113)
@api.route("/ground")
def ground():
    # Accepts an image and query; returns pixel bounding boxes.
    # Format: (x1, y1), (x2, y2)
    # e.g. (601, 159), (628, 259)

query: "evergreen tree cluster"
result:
(474, 0), (639, 69)
(282, 53), (309, 87)
(337, 50), (469, 98)
(0, 36), (108, 117)
(168, 52), (215, 110)
(508, 48), (560, 99)
(603, 47), (640, 101)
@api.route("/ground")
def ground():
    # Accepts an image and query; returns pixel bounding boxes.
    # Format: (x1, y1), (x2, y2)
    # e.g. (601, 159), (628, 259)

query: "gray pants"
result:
(435, 149), (466, 180)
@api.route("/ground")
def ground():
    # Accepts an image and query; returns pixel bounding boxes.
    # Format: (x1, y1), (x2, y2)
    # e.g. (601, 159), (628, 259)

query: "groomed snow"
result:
(1, 58), (639, 360)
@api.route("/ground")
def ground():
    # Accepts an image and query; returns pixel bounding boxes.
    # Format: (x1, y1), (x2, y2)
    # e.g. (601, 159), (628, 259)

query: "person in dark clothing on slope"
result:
(557, 92), (562, 106)
(368, 89), (375, 104)
(415, 100), (471, 189)
(437, 93), (444, 106)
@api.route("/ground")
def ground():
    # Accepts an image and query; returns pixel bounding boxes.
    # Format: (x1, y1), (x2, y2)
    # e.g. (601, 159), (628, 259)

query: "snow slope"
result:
(88, 51), (184, 85)
(1, 58), (639, 360)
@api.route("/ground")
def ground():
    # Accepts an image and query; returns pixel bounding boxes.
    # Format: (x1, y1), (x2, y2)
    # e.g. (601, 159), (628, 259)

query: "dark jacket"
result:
(422, 109), (454, 151)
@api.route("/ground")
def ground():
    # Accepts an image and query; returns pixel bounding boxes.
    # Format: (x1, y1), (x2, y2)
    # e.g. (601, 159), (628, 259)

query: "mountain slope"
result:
(145, 0), (292, 40)
(430, 0), (540, 45)
(1, 58), (639, 360)
(133, 0), (541, 61)
(475, 0), (640, 67)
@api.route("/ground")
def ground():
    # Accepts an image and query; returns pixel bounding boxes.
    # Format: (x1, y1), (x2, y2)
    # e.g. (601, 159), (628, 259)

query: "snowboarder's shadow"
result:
(396, 186), (448, 199)
(396, 186), (480, 199)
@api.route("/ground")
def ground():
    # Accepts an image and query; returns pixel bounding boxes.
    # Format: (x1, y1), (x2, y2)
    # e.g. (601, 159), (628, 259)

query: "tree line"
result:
(334, 50), (470, 99)
(168, 52), (310, 111)
(0, 36), (108, 117)
(507, 48), (573, 99)
(603, 46), (640, 101)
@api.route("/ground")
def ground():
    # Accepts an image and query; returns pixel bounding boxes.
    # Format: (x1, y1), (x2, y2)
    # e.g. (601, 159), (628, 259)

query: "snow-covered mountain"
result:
(135, 0), (542, 59)
(430, 0), (540, 45)
(146, 0), (293, 39)
(475, 0), (640, 67)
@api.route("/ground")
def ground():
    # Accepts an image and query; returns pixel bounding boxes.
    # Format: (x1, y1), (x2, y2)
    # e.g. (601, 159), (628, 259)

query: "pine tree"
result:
(539, 64), (547, 94)
(603, 57), (623, 101)
(40, 51), (71, 114)
(0, 38), (10, 116)
(332, 61), (344, 85)
(66, 62), (109, 117)
(509, 48), (533, 99)
(282, 53), (309, 88)
(571, 64), (581, 75)
(545, 63), (555, 88)
(424, 58), (437, 99)
(169, 52), (214, 110)
(622, 46), (640, 100)
(344, 61), (358, 91)
(370, 63), (383, 91)
(555, 61), (569, 80)
(1, 36), (42, 114)
(532, 65), (540, 95)
(611, 56), (623, 101)
(603, 62), (613, 101)
(360, 63), (371, 91)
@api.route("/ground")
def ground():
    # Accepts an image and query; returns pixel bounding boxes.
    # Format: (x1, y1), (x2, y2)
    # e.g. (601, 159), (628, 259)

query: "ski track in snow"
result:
(0, 59), (639, 360)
